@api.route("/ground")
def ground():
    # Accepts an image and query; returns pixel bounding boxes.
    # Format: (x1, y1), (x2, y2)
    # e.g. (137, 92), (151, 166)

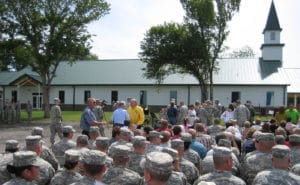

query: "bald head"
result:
(130, 99), (137, 107)
(161, 131), (171, 143)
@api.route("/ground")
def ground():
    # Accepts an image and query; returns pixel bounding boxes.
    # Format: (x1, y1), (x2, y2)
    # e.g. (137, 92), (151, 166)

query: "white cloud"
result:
(88, 0), (300, 67)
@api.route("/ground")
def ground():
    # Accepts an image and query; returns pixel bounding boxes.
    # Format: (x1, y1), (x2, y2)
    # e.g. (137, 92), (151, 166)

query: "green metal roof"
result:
(263, 1), (282, 33)
(0, 58), (290, 87)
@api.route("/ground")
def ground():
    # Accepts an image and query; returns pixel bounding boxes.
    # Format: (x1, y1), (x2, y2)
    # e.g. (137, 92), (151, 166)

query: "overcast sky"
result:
(88, 0), (300, 68)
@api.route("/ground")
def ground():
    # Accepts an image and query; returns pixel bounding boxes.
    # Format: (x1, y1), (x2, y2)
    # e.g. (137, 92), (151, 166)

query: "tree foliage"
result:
(140, 0), (241, 101)
(230, 45), (256, 58)
(0, 0), (110, 117)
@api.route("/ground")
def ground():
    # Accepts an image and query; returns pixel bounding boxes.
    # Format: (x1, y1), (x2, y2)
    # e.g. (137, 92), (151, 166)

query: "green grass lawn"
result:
(21, 111), (113, 122)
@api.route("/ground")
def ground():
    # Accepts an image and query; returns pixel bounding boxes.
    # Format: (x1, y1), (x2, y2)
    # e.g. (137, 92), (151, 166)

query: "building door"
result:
(11, 90), (17, 103)
(170, 90), (177, 104)
(32, 93), (43, 109)
(231, 91), (240, 103)
(140, 90), (147, 106)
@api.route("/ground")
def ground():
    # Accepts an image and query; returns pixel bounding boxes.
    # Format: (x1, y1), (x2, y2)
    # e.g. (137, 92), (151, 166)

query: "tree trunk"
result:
(200, 83), (208, 103)
(209, 69), (214, 101)
(42, 84), (50, 118)
(41, 74), (50, 118)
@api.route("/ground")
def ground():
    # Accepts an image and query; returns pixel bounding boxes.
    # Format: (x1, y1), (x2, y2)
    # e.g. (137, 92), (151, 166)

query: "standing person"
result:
(26, 100), (33, 124)
(167, 101), (177, 125)
(274, 105), (287, 124)
(177, 101), (188, 125)
(112, 101), (130, 127)
(80, 98), (105, 137)
(285, 104), (300, 124)
(213, 99), (224, 119)
(127, 99), (145, 129)
(198, 103), (210, 125)
(246, 101), (256, 124)
(4, 151), (40, 185)
(187, 104), (197, 127)
(15, 101), (21, 123)
(0, 98), (3, 123)
(50, 98), (63, 145)
(221, 104), (235, 127)
(234, 100), (250, 128)
(93, 99), (105, 136)
(7, 103), (13, 124)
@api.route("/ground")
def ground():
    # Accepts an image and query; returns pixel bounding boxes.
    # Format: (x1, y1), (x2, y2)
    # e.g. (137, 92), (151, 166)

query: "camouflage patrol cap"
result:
(65, 149), (80, 163)
(141, 152), (173, 175)
(161, 147), (178, 161)
(218, 139), (231, 148)
(181, 133), (192, 142)
(132, 136), (147, 147)
(95, 137), (110, 148)
(31, 127), (44, 136)
(76, 135), (89, 145)
(81, 150), (106, 165)
(120, 127), (132, 136)
(89, 126), (100, 135)
(62, 125), (76, 133)
(272, 145), (290, 159)
(149, 131), (163, 139)
(171, 139), (184, 149)
(213, 146), (232, 158)
(12, 151), (39, 167)
(5, 140), (19, 150)
(110, 144), (131, 157)
(25, 135), (42, 147)
(289, 134), (300, 144)
(255, 132), (275, 142)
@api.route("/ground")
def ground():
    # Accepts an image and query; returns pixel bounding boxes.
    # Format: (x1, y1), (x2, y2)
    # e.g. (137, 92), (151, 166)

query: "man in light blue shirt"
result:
(112, 101), (130, 127)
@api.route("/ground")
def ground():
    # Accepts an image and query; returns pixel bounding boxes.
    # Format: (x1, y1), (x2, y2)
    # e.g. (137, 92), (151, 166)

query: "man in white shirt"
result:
(112, 101), (130, 127)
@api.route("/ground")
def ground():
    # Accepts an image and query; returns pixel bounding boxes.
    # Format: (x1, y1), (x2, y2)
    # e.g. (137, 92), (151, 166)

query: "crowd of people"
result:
(0, 99), (33, 124)
(0, 97), (300, 185)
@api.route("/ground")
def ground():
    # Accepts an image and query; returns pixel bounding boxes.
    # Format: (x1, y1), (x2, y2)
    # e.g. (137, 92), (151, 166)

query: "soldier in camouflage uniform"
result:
(161, 147), (189, 185)
(181, 133), (202, 171)
(88, 126), (100, 149)
(15, 101), (21, 123)
(198, 104), (211, 126)
(26, 100), (33, 124)
(234, 100), (250, 127)
(7, 103), (14, 124)
(102, 145), (143, 185)
(95, 137), (113, 168)
(52, 126), (76, 166)
(25, 135), (55, 185)
(193, 147), (246, 185)
(108, 127), (133, 155)
(177, 101), (188, 125)
(213, 99), (224, 119)
(0, 140), (19, 184)
(50, 149), (82, 185)
(0, 98), (4, 123)
(92, 99), (105, 136)
(146, 131), (163, 153)
(128, 136), (147, 176)
(171, 139), (199, 184)
(3, 151), (40, 185)
(31, 127), (59, 170)
(50, 98), (63, 145)
(253, 145), (300, 185)
(207, 119), (224, 138)
(292, 163), (300, 176)
(241, 133), (274, 184)
(141, 152), (174, 185)
(71, 150), (107, 185)
(289, 134), (300, 165)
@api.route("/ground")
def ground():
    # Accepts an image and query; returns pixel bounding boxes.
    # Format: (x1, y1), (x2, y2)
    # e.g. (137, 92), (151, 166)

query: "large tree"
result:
(0, 0), (110, 117)
(140, 0), (241, 101)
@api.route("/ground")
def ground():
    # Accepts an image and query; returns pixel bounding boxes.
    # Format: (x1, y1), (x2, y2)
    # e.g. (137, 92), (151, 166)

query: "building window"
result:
(170, 90), (177, 104)
(11, 90), (17, 103)
(270, 32), (275, 41)
(140, 90), (147, 106)
(111, 91), (118, 103)
(231, 91), (240, 103)
(59, 91), (65, 104)
(266, 91), (274, 106)
(84, 90), (91, 104)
